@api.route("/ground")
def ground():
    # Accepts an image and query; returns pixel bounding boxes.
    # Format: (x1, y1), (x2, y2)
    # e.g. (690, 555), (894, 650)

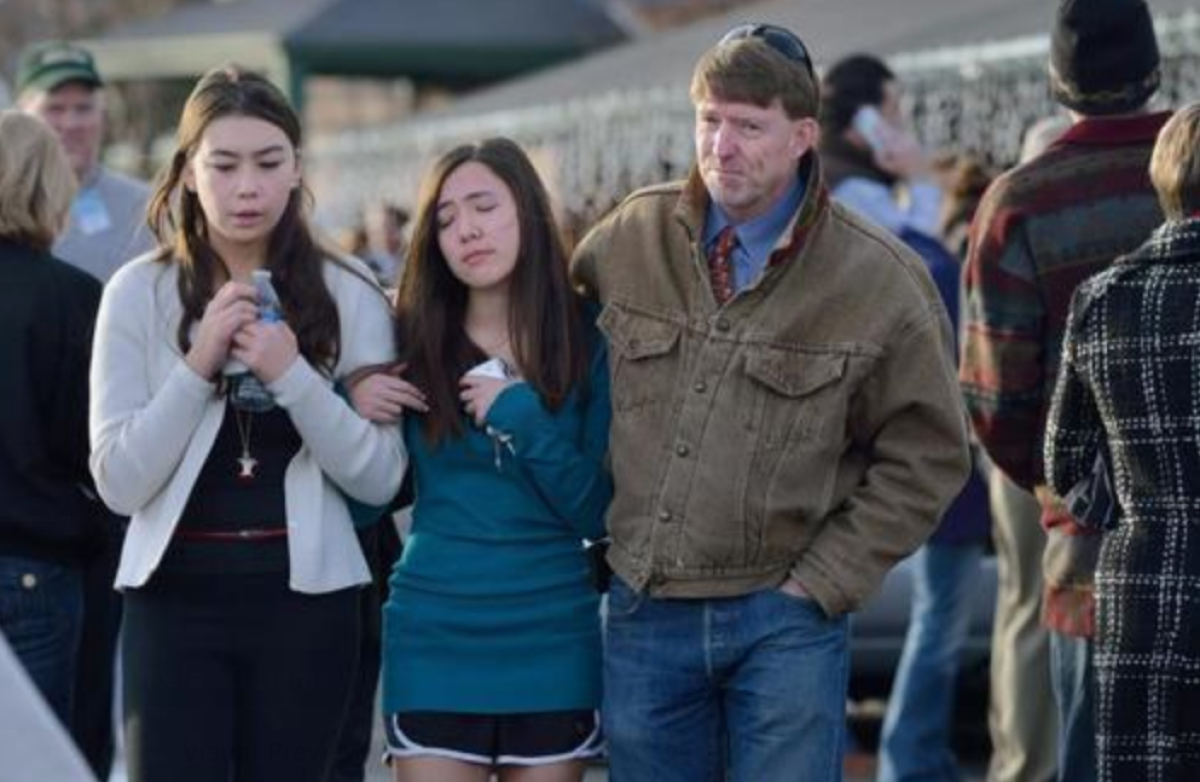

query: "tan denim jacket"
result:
(571, 159), (970, 616)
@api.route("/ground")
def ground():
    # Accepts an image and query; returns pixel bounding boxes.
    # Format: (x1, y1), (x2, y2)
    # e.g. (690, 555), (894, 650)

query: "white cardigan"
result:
(89, 254), (407, 593)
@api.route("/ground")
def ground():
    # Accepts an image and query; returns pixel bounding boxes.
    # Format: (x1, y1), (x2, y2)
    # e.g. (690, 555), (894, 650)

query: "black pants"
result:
(123, 569), (360, 782)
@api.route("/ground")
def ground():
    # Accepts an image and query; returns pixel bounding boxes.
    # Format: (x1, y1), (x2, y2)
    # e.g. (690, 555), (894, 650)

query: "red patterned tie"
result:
(708, 225), (737, 305)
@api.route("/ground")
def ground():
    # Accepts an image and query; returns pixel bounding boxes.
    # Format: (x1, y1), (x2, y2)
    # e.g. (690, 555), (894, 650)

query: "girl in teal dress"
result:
(350, 137), (611, 782)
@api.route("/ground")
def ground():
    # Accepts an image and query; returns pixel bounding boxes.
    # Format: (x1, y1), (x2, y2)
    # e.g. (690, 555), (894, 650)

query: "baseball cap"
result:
(16, 40), (104, 96)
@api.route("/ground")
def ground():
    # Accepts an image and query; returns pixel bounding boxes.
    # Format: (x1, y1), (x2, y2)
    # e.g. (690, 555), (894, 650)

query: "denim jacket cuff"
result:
(789, 561), (847, 618)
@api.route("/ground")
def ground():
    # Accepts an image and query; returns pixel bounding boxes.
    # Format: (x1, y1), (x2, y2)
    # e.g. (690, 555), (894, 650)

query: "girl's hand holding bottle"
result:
(185, 280), (259, 381)
(230, 318), (299, 384)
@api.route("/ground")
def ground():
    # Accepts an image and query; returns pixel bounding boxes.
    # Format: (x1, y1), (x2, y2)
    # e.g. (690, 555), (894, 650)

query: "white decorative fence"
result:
(310, 11), (1200, 231)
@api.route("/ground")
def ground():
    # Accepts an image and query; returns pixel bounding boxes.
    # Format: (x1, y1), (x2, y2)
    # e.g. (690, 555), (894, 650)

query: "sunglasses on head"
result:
(718, 23), (814, 79)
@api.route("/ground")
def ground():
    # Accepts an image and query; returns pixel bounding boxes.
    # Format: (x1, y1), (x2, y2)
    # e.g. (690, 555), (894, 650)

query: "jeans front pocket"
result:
(604, 575), (646, 621)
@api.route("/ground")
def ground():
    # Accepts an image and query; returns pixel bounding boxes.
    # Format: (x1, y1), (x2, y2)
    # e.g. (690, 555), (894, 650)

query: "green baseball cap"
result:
(16, 40), (103, 96)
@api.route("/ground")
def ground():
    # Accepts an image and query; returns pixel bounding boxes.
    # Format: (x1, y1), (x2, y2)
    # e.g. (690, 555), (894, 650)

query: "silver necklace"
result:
(233, 408), (257, 480)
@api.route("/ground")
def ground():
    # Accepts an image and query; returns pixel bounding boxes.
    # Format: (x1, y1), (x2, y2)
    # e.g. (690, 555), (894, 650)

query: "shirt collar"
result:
(1055, 110), (1173, 148)
(703, 173), (807, 255)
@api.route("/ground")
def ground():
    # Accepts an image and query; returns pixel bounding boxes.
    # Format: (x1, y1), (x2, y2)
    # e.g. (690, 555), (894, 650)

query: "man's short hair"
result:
(1150, 103), (1200, 221)
(690, 25), (819, 120)
(16, 40), (103, 97)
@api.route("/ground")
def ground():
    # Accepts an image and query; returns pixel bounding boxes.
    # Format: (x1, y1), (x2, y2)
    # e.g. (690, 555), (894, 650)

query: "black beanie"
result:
(1049, 0), (1160, 116)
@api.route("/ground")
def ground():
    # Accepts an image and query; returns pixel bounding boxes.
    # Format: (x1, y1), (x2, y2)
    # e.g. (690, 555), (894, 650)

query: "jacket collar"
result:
(674, 152), (829, 248)
(1122, 217), (1200, 267)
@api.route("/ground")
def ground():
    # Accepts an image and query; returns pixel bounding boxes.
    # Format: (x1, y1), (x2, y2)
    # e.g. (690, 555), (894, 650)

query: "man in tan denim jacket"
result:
(571, 23), (970, 782)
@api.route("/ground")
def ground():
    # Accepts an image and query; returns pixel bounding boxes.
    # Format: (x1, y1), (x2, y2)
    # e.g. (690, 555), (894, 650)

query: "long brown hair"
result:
(397, 138), (587, 443)
(146, 65), (349, 372)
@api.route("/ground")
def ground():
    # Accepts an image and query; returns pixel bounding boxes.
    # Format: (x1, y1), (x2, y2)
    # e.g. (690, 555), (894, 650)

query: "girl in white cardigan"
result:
(88, 66), (405, 782)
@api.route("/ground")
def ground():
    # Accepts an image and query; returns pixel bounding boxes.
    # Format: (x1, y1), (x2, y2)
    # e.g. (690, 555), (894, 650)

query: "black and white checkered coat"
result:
(1046, 217), (1200, 782)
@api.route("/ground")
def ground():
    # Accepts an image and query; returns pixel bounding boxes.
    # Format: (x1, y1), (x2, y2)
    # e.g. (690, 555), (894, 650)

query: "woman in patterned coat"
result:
(1045, 102), (1200, 782)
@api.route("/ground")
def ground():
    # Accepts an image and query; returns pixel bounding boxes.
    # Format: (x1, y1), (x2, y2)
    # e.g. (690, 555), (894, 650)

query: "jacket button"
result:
(20, 573), (37, 589)
(675, 443), (690, 457)
(657, 509), (672, 523)
(693, 380), (707, 393)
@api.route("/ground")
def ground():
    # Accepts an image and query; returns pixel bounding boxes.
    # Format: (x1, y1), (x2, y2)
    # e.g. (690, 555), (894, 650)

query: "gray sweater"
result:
(54, 166), (153, 283)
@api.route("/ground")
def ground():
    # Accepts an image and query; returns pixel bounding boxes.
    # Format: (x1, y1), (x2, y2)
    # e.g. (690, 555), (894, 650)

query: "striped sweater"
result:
(960, 111), (1171, 634)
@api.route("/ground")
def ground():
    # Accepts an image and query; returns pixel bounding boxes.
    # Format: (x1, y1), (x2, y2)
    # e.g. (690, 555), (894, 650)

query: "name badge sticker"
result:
(73, 188), (112, 236)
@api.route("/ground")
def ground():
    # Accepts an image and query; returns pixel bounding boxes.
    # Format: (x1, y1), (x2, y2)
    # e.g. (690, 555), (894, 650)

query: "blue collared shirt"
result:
(703, 175), (807, 294)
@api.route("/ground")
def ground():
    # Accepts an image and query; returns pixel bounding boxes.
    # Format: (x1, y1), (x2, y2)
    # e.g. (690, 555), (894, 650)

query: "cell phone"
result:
(465, 357), (512, 380)
(851, 106), (890, 154)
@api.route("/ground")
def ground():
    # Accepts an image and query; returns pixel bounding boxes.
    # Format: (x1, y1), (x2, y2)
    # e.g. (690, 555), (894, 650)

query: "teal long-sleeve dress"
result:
(381, 330), (611, 715)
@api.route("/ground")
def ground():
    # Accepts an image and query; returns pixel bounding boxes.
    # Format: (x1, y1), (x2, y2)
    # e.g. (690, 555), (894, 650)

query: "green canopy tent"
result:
(83, 0), (628, 110)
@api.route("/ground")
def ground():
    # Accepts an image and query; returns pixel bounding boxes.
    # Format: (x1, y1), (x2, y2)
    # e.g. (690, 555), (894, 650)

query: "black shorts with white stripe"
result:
(384, 709), (604, 767)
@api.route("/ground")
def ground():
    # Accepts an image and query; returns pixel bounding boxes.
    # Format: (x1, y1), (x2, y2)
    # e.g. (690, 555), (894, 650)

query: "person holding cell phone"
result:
(817, 54), (943, 239)
(348, 137), (611, 782)
(818, 52), (992, 782)
(87, 65), (405, 782)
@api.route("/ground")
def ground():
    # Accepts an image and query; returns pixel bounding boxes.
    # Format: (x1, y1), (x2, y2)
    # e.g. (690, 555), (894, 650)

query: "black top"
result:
(178, 398), (301, 531)
(168, 399), (301, 574)
(0, 238), (103, 563)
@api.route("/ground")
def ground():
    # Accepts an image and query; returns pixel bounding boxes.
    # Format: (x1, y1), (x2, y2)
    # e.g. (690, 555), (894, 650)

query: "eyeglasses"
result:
(718, 23), (814, 79)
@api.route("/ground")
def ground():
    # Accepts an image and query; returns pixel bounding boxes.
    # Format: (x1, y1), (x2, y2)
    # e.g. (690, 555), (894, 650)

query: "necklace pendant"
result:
(237, 455), (259, 480)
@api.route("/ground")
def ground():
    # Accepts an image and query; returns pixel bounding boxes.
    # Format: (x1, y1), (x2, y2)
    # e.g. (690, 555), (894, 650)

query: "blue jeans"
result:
(878, 542), (985, 782)
(1050, 631), (1096, 782)
(603, 576), (849, 782)
(0, 555), (84, 726)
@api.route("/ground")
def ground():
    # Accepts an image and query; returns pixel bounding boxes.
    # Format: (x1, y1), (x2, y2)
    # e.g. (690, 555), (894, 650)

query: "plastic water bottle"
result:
(225, 269), (283, 412)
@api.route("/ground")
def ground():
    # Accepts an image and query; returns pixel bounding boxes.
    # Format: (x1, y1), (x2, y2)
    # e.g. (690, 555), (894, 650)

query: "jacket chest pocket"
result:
(599, 304), (683, 414)
(742, 350), (848, 449)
